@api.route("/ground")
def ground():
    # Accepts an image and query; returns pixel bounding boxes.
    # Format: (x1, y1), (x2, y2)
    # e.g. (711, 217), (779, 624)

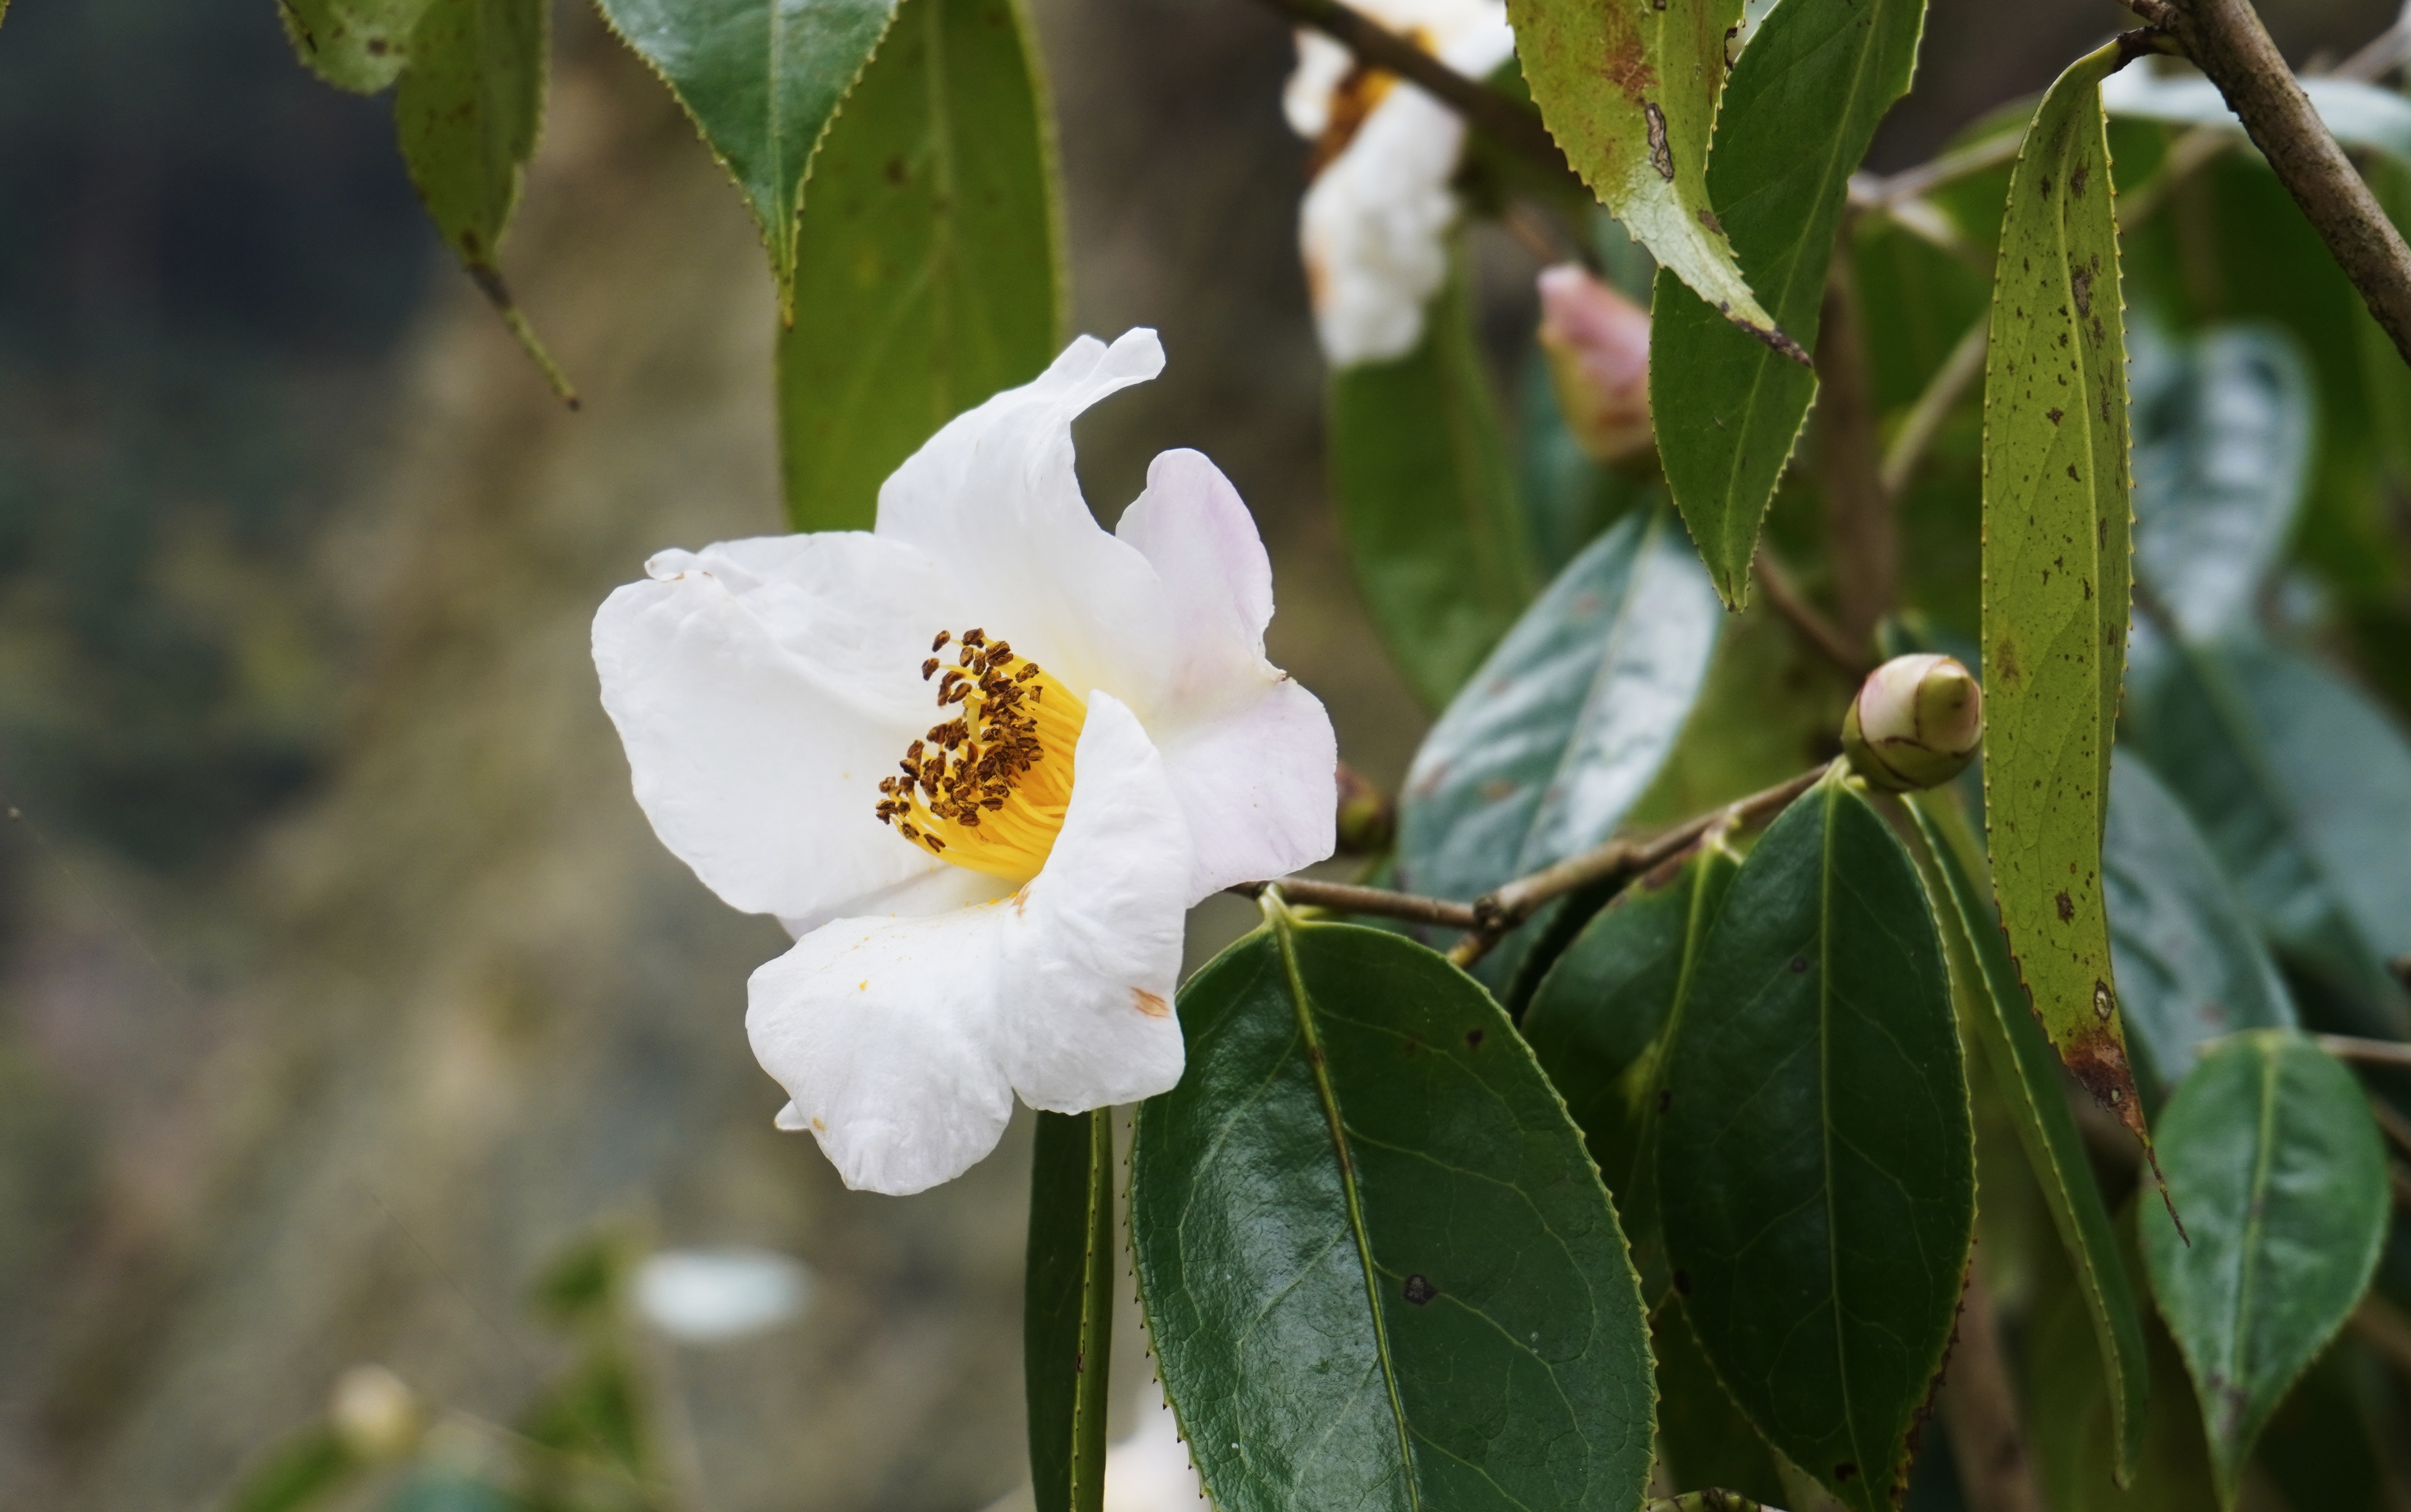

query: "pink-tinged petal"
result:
(749, 903), (1016, 1195)
(593, 532), (981, 927)
(1157, 679), (1337, 899)
(873, 331), (1177, 713)
(1536, 263), (1654, 465)
(997, 694), (1191, 1110)
(1114, 448), (1276, 722)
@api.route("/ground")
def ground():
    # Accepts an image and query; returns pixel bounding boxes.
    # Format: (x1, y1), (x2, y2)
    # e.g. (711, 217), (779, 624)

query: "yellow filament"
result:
(873, 628), (1087, 881)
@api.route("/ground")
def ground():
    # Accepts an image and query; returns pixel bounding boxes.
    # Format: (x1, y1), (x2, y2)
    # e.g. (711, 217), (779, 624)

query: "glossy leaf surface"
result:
(1505, 0), (1784, 346)
(1332, 265), (1533, 709)
(2140, 1031), (2390, 1508)
(1027, 1109), (1114, 1512)
(1524, 839), (1738, 1285)
(1980, 40), (2147, 1134)
(1650, 1302), (1788, 1507)
(1658, 771), (1972, 1512)
(280, 0), (436, 92)
(2128, 323), (2313, 643)
(773, 0), (1061, 530)
(1131, 918), (1654, 1512)
(1397, 507), (1721, 904)
(1651, 0), (1926, 606)
(595, 0), (900, 304)
(2125, 624), (2411, 1031)
(1904, 790), (2149, 1478)
(2102, 755), (2296, 1100)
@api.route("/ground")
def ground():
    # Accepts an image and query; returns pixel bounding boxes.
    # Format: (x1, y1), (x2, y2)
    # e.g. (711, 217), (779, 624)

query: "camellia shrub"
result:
(226, 0), (2411, 1507)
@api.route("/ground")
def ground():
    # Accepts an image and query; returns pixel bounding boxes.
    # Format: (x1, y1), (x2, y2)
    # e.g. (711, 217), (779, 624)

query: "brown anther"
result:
(925, 834), (946, 852)
(987, 641), (1013, 663)
(921, 657), (940, 681)
(1015, 663), (1040, 682)
(930, 630), (951, 653)
(899, 821), (920, 838)
(963, 628), (986, 648)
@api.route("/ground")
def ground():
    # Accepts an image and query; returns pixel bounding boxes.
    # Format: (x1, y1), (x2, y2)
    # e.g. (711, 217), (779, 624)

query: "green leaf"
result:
(1397, 506), (1722, 906)
(1130, 916), (1655, 1512)
(1649, 0), (1926, 606)
(1026, 1109), (1114, 1512)
(1524, 837), (1740, 1287)
(1650, 1301), (1788, 1507)
(1515, 350), (1640, 579)
(2128, 322), (2313, 643)
(1980, 38), (2150, 1138)
(1504, 0), (1793, 353)
(772, 0), (1063, 531)
(1331, 259), (1533, 709)
(2254, 1340), (2394, 1512)
(594, 0), (901, 307)
(221, 1426), (360, 1512)
(279, 0), (436, 93)
(1657, 768), (1973, 1512)
(2140, 1031), (2391, 1509)
(1901, 789), (2150, 1480)
(2124, 626), (2411, 1033)
(2102, 69), (2411, 169)
(395, 0), (574, 402)
(2102, 755), (2296, 1101)
(2027, 1205), (2219, 1512)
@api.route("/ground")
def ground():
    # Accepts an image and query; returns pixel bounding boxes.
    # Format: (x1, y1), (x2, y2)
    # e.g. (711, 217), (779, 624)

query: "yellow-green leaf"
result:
(1979, 37), (2148, 1141)
(280, 0), (437, 93)
(1504, 0), (1793, 355)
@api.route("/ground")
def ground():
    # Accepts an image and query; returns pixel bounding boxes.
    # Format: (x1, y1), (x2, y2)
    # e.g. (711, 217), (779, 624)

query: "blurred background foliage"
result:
(0, 0), (2404, 1508)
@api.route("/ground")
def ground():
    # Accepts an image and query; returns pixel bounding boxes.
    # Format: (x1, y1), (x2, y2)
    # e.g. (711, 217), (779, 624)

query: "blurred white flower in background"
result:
(1283, 0), (1516, 366)
(329, 1363), (424, 1462)
(1103, 1402), (1206, 1512)
(634, 1247), (814, 1343)
(594, 331), (1336, 1196)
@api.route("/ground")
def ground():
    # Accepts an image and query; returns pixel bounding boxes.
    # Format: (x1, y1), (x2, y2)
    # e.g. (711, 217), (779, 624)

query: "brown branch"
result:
(1244, 0), (1568, 175)
(1878, 317), (1988, 499)
(2318, 1032), (2411, 1069)
(1753, 551), (1872, 680)
(1239, 878), (1479, 931)
(1938, 1256), (2047, 1512)
(2153, 0), (2411, 366)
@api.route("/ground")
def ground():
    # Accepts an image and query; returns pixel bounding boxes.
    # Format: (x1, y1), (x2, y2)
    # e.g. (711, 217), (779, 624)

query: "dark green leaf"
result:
(1650, 0), (1926, 606)
(2027, 1207), (2218, 1512)
(2125, 625), (2411, 1033)
(1524, 837), (1739, 1287)
(1515, 350), (1640, 580)
(1332, 260), (1533, 709)
(1503, 0), (1785, 346)
(595, 0), (899, 305)
(1650, 1301), (1788, 1507)
(2102, 755), (2296, 1100)
(2140, 1031), (2391, 1509)
(221, 1426), (360, 1512)
(1980, 39), (2150, 1136)
(1397, 506), (1720, 906)
(2254, 1340), (2393, 1512)
(279, 0), (436, 93)
(1902, 789), (2150, 1479)
(1026, 1109), (1114, 1512)
(2128, 322), (2313, 643)
(395, 0), (572, 399)
(1658, 769), (1972, 1512)
(1131, 917), (1654, 1512)
(772, 0), (1063, 530)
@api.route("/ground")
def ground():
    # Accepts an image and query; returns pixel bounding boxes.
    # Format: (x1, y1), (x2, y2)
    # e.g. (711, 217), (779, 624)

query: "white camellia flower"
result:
(593, 330), (1336, 1196)
(1283, 0), (1516, 367)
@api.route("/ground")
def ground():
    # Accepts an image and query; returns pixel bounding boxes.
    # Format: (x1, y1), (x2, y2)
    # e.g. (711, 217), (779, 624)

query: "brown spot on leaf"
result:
(1465, 1028), (1485, 1050)
(1697, 206), (1724, 236)
(1404, 1273), (1438, 1305)
(1657, 1088), (1672, 1113)
(1789, 955), (1809, 974)
(2056, 891), (2074, 922)
(2046, 407), (2065, 425)
(1644, 102), (1674, 180)
(1835, 1462), (1860, 1483)
(2071, 266), (2094, 316)
(2071, 160), (2090, 198)
(1673, 1269), (1692, 1295)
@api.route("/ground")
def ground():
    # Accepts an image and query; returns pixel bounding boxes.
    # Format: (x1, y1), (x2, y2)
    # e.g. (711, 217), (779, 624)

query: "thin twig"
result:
(2318, 1032), (2411, 1069)
(1239, 878), (1480, 931)
(2367, 1093), (2411, 1165)
(2331, 16), (2406, 83)
(1753, 551), (1872, 680)
(1847, 135), (2022, 211)
(2112, 124), (2236, 231)
(1878, 316), (1989, 500)
(1456, 763), (1834, 962)
(2151, 0), (2411, 365)
(1244, 0), (1567, 175)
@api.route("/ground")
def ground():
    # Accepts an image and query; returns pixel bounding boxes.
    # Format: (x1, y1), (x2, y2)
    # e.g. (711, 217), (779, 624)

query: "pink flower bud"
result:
(1536, 263), (1653, 466)
(1842, 654), (1984, 792)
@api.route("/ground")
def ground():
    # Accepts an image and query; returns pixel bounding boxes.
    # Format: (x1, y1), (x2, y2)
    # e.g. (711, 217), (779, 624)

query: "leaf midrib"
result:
(1816, 777), (1876, 1498)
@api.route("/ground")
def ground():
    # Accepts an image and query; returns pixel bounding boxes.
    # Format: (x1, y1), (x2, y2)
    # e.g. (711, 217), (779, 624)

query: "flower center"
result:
(875, 628), (1088, 881)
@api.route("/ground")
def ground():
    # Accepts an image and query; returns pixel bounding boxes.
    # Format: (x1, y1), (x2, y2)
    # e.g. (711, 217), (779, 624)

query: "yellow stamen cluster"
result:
(875, 628), (1086, 881)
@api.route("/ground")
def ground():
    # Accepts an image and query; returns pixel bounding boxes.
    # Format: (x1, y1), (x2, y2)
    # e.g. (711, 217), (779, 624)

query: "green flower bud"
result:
(330, 1363), (423, 1462)
(1842, 653), (1983, 792)
(1335, 762), (1395, 856)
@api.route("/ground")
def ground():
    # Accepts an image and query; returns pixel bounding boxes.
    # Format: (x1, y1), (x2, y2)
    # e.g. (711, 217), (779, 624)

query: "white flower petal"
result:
(873, 331), (1177, 712)
(1115, 449), (1336, 897)
(593, 532), (967, 925)
(748, 902), (1016, 1195)
(998, 693), (1191, 1111)
(1157, 681), (1336, 900)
